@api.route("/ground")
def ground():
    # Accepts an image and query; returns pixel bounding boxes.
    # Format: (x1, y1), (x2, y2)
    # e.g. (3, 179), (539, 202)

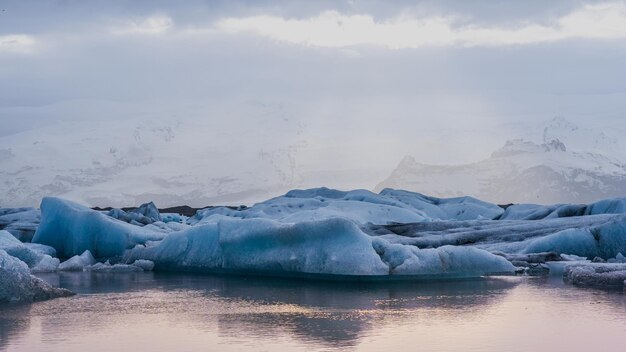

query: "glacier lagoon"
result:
(1, 272), (626, 352)
(3, 187), (626, 350)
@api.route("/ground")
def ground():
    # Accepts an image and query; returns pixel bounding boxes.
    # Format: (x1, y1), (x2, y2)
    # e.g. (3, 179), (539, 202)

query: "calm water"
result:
(1, 273), (625, 351)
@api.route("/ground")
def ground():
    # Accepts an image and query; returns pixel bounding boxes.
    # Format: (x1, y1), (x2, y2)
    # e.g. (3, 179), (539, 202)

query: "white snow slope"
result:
(377, 138), (626, 204)
(0, 115), (307, 208)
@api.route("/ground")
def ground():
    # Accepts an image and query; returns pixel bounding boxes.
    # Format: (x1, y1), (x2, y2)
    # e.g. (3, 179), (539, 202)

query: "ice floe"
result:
(125, 217), (514, 278)
(33, 197), (168, 258)
(4, 188), (626, 289)
(0, 249), (73, 304)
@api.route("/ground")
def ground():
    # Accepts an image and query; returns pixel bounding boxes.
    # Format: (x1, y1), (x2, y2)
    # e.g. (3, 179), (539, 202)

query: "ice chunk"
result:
(142, 221), (190, 233)
(0, 207), (40, 242)
(371, 213), (626, 259)
(161, 213), (185, 223)
(497, 197), (626, 220)
(191, 187), (504, 226)
(86, 261), (143, 272)
(521, 217), (626, 259)
(498, 204), (563, 220)
(564, 263), (626, 289)
(22, 243), (57, 258)
(379, 189), (504, 220)
(131, 202), (162, 222)
(30, 255), (61, 273)
(371, 239), (515, 277)
(58, 250), (96, 271)
(126, 217), (514, 278)
(33, 197), (167, 258)
(106, 202), (162, 226)
(585, 198), (626, 215)
(131, 259), (154, 271)
(0, 230), (59, 272)
(0, 249), (73, 303)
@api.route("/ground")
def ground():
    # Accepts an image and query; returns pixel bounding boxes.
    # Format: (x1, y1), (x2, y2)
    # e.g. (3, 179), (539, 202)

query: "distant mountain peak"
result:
(491, 138), (566, 158)
(543, 139), (567, 152)
(540, 116), (618, 154)
(397, 155), (418, 168)
(377, 135), (626, 204)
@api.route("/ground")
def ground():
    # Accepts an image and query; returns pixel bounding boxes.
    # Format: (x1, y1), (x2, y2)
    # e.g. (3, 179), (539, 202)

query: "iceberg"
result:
(86, 261), (143, 272)
(190, 187), (505, 225)
(130, 259), (155, 271)
(0, 249), (73, 304)
(0, 207), (40, 242)
(379, 188), (504, 220)
(125, 217), (514, 278)
(0, 230), (59, 272)
(22, 192), (626, 283)
(520, 216), (626, 259)
(498, 197), (626, 220)
(105, 201), (162, 225)
(58, 250), (97, 271)
(33, 197), (167, 259)
(564, 263), (626, 289)
(369, 213), (626, 259)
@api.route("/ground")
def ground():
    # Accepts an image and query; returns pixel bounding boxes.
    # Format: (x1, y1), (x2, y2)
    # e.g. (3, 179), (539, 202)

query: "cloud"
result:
(110, 14), (174, 35)
(215, 2), (626, 48)
(0, 34), (36, 53)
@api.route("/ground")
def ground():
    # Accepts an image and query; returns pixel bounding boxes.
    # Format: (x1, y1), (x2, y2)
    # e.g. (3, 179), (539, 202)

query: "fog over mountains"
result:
(3, 1), (626, 208)
(1, 115), (625, 207)
(0, 107), (307, 208)
(377, 117), (626, 204)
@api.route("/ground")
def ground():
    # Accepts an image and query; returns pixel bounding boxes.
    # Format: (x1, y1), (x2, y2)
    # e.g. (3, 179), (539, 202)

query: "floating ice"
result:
(161, 213), (185, 223)
(33, 197), (168, 258)
(58, 250), (96, 271)
(106, 201), (162, 225)
(130, 259), (155, 271)
(564, 263), (626, 289)
(0, 207), (40, 242)
(520, 217), (626, 259)
(0, 249), (73, 303)
(498, 197), (626, 220)
(0, 230), (59, 272)
(370, 213), (626, 259)
(190, 187), (504, 225)
(86, 261), (143, 273)
(125, 217), (514, 278)
(22, 193), (626, 283)
(379, 189), (504, 220)
(607, 252), (626, 263)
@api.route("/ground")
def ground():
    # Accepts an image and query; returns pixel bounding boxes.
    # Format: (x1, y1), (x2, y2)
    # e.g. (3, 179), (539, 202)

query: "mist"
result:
(2, 0), (626, 207)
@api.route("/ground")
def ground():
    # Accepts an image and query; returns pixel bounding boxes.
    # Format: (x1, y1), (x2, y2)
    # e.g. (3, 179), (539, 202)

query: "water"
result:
(1, 273), (625, 351)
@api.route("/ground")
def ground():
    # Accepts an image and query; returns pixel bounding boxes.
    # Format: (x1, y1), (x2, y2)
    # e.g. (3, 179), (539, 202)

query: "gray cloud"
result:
(0, 0), (625, 200)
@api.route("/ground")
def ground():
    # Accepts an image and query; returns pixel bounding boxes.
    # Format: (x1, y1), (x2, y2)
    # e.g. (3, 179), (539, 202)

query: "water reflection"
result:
(1, 273), (625, 352)
(0, 304), (31, 351)
(183, 275), (518, 346)
(1, 273), (517, 350)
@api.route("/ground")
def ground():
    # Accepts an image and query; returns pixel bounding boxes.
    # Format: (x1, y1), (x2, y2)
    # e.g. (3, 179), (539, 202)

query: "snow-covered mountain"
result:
(540, 116), (621, 156)
(0, 115), (307, 208)
(376, 137), (626, 204)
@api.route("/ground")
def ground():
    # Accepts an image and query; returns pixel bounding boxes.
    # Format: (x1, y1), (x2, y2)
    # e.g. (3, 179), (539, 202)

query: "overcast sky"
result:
(1, 0), (626, 167)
